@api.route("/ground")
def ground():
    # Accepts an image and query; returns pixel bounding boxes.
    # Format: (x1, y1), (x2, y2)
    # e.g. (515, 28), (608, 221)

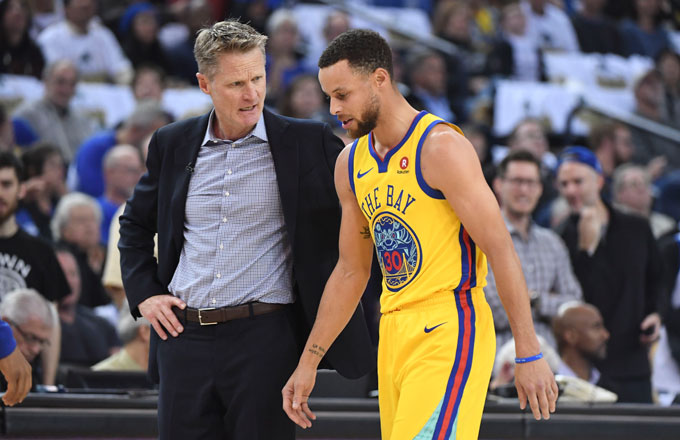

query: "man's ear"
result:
(373, 67), (391, 89)
(196, 72), (210, 95)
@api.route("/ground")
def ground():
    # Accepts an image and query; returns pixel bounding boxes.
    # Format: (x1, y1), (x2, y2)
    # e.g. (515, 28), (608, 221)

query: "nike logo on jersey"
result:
(424, 322), (447, 333)
(357, 168), (373, 179)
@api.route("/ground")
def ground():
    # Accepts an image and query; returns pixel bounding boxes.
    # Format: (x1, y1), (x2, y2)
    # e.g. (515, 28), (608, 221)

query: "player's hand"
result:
(514, 358), (558, 420)
(0, 346), (32, 406)
(282, 365), (317, 429)
(138, 295), (186, 340)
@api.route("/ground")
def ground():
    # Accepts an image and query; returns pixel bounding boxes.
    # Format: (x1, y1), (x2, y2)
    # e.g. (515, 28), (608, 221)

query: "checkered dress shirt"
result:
(168, 112), (294, 308)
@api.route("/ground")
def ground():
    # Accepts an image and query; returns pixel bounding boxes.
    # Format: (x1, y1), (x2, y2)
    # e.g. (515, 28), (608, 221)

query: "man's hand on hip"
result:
(139, 295), (186, 340)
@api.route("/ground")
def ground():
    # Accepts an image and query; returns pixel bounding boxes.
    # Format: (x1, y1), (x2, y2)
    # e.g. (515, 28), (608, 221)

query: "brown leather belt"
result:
(175, 302), (287, 326)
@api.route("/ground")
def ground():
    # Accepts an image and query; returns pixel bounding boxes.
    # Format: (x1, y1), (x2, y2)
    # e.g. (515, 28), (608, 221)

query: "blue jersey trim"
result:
(368, 110), (427, 173)
(415, 120), (446, 200)
(348, 139), (359, 195)
(432, 289), (476, 439)
(0, 320), (17, 359)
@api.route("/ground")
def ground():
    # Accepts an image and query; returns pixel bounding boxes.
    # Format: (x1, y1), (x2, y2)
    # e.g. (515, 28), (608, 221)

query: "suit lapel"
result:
(264, 109), (299, 251)
(171, 113), (210, 247)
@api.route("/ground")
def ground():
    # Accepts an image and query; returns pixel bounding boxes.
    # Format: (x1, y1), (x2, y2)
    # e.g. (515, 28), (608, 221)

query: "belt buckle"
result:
(198, 307), (217, 325)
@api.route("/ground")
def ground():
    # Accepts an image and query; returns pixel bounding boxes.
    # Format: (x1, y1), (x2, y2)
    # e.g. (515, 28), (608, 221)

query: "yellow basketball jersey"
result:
(349, 111), (488, 313)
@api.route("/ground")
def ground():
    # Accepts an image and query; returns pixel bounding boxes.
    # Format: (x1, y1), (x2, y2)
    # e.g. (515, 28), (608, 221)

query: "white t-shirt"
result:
(521, 1), (580, 53)
(37, 20), (132, 82)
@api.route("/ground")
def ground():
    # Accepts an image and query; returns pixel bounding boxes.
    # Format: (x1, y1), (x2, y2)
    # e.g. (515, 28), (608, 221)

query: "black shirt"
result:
(559, 205), (664, 378)
(60, 305), (120, 367)
(0, 228), (69, 302)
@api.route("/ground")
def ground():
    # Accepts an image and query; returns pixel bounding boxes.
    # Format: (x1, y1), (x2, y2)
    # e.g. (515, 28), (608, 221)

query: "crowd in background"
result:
(1, 0), (680, 407)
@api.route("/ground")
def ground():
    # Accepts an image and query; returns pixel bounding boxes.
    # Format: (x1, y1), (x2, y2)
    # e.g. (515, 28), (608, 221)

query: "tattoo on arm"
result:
(308, 344), (327, 359)
(360, 226), (371, 239)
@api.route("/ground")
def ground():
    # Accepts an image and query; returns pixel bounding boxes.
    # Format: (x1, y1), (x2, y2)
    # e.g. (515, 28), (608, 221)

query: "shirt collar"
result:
(201, 109), (268, 146)
(502, 212), (535, 241)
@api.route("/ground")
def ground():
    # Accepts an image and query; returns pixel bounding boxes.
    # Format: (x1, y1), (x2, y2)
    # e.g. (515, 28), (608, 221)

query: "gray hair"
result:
(194, 20), (268, 79)
(50, 192), (102, 241)
(265, 8), (298, 35)
(0, 288), (55, 329)
(612, 163), (649, 197)
(117, 312), (149, 345)
(123, 100), (169, 130)
(42, 59), (79, 82)
(103, 144), (141, 171)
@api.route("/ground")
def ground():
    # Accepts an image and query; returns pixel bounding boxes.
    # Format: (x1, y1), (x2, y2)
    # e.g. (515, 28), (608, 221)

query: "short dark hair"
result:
(0, 152), (25, 182)
(21, 143), (63, 178)
(497, 149), (541, 179)
(318, 29), (393, 79)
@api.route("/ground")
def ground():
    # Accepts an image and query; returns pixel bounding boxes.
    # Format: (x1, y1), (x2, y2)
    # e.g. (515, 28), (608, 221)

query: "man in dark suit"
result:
(118, 20), (375, 440)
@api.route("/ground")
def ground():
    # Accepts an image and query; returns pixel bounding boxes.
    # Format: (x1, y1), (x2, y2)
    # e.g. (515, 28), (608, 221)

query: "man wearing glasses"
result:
(0, 288), (55, 392)
(484, 150), (582, 351)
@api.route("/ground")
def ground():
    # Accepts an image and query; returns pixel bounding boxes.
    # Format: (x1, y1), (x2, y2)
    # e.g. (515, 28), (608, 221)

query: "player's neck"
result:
(371, 97), (420, 154)
(0, 216), (19, 238)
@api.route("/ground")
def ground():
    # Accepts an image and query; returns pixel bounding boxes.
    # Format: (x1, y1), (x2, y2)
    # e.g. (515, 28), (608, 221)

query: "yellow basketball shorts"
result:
(377, 287), (495, 440)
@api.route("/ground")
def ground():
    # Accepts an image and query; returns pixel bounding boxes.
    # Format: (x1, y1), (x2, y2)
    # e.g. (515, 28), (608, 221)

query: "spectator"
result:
(487, 2), (541, 82)
(131, 64), (166, 103)
(98, 145), (144, 245)
(119, 2), (171, 75)
(588, 120), (635, 198)
(37, 0), (133, 84)
(17, 144), (67, 240)
(13, 60), (98, 162)
(55, 247), (120, 367)
(92, 311), (149, 371)
(433, 0), (489, 122)
(405, 48), (455, 122)
(552, 302), (609, 385)
(0, 288), (55, 387)
(619, 0), (671, 58)
(71, 100), (168, 198)
(556, 146), (664, 403)
(501, 117), (560, 224)
(571, 0), (624, 55)
(51, 192), (109, 308)
(0, 152), (69, 304)
(164, 0), (212, 85)
(461, 122), (495, 186)
(0, 0), (45, 78)
(303, 9), (351, 71)
(520, 0), (580, 53)
(278, 74), (332, 124)
(0, 107), (18, 154)
(656, 49), (680, 127)
(264, 9), (310, 107)
(630, 68), (680, 170)
(485, 150), (582, 350)
(612, 164), (676, 238)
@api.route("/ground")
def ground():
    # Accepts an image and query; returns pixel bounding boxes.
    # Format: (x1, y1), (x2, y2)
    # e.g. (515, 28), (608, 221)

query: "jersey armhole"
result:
(348, 139), (359, 195)
(415, 120), (446, 199)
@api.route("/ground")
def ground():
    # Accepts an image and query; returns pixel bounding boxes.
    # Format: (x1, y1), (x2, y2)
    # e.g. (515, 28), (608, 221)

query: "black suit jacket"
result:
(119, 108), (375, 379)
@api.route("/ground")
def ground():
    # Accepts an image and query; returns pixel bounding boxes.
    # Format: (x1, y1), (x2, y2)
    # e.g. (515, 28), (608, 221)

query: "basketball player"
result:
(282, 30), (557, 439)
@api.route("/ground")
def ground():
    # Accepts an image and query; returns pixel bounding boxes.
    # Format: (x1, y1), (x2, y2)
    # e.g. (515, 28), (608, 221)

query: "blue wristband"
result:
(515, 352), (543, 364)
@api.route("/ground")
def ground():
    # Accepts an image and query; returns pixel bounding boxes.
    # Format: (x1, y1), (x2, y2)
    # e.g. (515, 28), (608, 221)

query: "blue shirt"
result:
(72, 129), (117, 197)
(97, 195), (120, 245)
